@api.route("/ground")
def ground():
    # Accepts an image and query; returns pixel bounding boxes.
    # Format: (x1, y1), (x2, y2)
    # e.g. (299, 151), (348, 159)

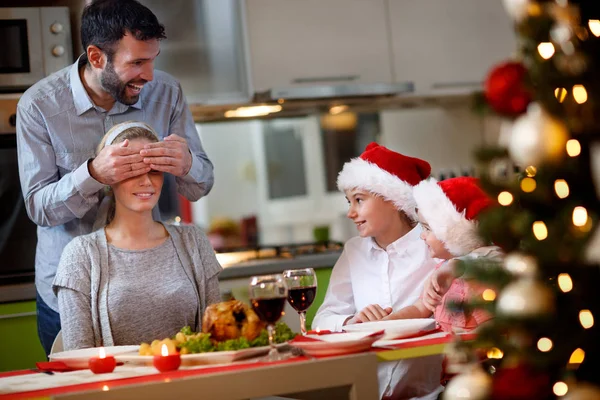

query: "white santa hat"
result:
(413, 176), (493, 256)
(337, 142), (431, 221)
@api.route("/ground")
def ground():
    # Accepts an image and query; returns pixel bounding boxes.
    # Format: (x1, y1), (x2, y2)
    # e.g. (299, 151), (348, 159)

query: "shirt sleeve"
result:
(312, 248), (356, 332)
(169, 82), (214, 201)
(16, 102), (104, 227)
(53, 239), (96, 350)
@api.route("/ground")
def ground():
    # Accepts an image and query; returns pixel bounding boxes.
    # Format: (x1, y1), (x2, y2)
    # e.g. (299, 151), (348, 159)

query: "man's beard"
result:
(99, 62), (142, 106)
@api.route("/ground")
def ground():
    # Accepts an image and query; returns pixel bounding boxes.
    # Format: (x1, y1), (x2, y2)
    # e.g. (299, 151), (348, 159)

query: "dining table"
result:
(0, 331), (473, 400)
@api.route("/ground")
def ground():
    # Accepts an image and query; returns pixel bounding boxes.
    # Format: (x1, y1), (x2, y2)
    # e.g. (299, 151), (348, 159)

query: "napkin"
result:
(35, 361), (80, 373)
(35, 361), (124, 373)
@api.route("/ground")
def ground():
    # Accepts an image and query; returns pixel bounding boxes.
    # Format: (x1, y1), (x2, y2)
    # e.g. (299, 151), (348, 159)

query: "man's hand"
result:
(140, 134), (192, 177)
(89, 139), (150, 185)
(345, 304), (393, 325)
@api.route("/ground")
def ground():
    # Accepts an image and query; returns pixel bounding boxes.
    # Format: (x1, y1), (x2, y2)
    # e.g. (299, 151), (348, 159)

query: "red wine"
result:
(287, 286), (317, 312)
(251, 297), (286, 324)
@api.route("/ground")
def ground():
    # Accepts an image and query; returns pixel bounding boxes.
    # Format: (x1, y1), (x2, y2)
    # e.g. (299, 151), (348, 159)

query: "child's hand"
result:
(345, 304), (392, 325)
(422, 268), (454, 312)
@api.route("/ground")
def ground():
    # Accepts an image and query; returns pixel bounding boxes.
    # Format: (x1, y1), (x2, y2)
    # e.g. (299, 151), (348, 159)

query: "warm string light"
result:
(498, 191), (513, 206)
(533, 221), (548, 240)
(566, 139), (581, 157)
(572, 206), (588, 227)
(579, 310), (594, 329)
(558, 273), (573, 292)
(487, 347), (503, 359)
(102, 385), (110, 392)
(482, 289), (496, 301)
(553, 381), (568, 396)
(538, 42), (555, 59)
(521, 177), (536, 193)
(554, 87), (568, 103)
(569, 348), (585, 365)
(589, 20), (600, 37)
(525, 165), (537, 177)
(537, 337), (553, 352)
(573, 85), (588, 104)
(554, 179), (570, 198)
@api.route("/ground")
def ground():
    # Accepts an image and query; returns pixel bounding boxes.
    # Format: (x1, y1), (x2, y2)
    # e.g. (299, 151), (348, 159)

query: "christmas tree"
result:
(443, 1), (600, 399)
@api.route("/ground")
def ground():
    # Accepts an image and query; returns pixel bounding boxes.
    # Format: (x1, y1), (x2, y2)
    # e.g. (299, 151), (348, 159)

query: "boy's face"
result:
(345, 189), (400, 242)
(417, 210), (453, 260)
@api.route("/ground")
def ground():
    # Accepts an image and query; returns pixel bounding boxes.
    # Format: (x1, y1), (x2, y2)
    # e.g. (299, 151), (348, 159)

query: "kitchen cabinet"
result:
(0, 301), (46, 372)
(244, 0), (394, 94)
(387, 0), (516, 95)
(138, 0), (250, 104)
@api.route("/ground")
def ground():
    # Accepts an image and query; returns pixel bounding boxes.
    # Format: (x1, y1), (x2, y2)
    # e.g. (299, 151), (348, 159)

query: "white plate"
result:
(117, 343), (290, 366)
(342, 318), (437, 340)
(49, 346), (140, 369)
(290, 332), (383, 357)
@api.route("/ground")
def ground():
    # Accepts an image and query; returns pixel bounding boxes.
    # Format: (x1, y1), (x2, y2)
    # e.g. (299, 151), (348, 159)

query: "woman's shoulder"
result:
(164, 223), (211, 249)
(63, 230), (103, 254)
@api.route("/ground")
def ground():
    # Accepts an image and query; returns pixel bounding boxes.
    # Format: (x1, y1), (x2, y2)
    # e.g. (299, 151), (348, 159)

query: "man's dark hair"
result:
(81, 0), (166, 62)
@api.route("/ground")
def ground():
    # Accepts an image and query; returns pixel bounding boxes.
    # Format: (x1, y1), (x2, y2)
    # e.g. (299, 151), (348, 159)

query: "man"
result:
(16, 0), (214, 356)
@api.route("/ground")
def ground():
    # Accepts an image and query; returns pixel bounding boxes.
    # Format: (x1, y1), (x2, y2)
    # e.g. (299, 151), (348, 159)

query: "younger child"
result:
(385, 176), (503, 332)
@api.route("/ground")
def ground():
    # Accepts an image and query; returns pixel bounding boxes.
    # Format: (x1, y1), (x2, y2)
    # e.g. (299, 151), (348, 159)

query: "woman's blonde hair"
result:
(97, 121), (159, 155)
(97, 121), (161, 225)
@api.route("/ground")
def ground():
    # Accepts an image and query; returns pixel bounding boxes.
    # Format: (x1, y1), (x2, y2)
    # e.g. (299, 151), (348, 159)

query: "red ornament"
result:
(484, 61), (531, 117)
(88, 348), (116, 374)
(153, 344), (181, 373)
(490, 363), (551, 400)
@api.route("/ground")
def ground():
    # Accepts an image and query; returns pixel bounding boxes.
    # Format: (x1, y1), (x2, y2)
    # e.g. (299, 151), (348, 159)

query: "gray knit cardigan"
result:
(52, 223), (222, 347)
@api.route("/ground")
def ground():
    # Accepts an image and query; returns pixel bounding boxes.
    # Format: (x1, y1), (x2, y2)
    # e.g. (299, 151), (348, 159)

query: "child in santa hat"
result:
(313, 143), (443, 400)
(385, 176), (503, 332)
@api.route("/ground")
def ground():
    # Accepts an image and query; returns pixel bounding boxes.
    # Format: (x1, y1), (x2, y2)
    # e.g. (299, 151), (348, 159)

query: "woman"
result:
(53, 121), (221, 350)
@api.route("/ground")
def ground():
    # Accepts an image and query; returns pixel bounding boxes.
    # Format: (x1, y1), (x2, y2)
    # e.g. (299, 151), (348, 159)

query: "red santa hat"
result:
(337, 142), (431, 221)
(413, 176), (493, 256)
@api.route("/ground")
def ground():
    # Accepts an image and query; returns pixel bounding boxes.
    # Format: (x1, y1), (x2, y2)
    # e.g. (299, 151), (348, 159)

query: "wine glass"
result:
(249, 274), (289, 361)
(283, 268), (317, 335)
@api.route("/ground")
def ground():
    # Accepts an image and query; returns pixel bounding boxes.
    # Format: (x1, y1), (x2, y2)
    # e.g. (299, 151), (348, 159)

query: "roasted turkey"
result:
(202, 300), (265, 341)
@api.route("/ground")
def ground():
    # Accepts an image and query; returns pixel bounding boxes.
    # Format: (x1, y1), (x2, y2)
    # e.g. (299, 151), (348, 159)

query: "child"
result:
(53, 121), (222, 350)
(312, 143), (443, 400)
(386, 176), (503, 332)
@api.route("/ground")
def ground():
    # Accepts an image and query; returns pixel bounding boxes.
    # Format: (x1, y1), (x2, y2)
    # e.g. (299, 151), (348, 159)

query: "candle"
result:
(89, 347), (116, 374)
(153, 344), (181, 372)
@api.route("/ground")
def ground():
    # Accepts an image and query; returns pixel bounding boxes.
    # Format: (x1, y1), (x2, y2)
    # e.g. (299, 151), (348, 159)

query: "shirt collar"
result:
(70, 54), (143, 115)
(368, 224), (422, 254)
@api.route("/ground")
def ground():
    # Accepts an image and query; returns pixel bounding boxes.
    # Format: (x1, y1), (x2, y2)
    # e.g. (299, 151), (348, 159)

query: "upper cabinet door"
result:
(244, 0), (394, 93)
(388, 0), (516, 95)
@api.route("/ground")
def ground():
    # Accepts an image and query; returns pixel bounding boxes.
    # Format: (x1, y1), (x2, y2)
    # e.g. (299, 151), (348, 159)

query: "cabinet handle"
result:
(431, 81), (482, 90)
(0, 311), (36, 319)
(292, 75), (360, 84)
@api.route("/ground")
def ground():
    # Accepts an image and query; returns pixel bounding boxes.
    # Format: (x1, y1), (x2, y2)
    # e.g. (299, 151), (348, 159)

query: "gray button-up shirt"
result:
(16, 56), (214, 312)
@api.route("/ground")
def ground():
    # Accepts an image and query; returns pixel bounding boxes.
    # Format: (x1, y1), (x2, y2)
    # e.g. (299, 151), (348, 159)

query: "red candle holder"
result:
(153, 344), (181, 372)
(89, 348), (116, 374)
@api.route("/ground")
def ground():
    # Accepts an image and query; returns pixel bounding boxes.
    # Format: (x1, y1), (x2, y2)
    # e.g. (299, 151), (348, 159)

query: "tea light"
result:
(153, 344), (181, 372)
(89, 347), (116, 374)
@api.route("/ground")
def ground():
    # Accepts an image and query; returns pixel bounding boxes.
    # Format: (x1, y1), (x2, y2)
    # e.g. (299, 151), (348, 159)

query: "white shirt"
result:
(313, 225), (437, 332)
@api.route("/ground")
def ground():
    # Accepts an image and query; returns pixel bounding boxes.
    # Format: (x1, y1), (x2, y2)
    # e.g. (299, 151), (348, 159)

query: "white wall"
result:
(192, 121), (261, 229)
(380, 105), (487, 179)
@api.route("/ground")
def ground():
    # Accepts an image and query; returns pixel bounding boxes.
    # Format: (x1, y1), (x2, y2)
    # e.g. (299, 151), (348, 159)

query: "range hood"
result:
(258, 81), (415, 102)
